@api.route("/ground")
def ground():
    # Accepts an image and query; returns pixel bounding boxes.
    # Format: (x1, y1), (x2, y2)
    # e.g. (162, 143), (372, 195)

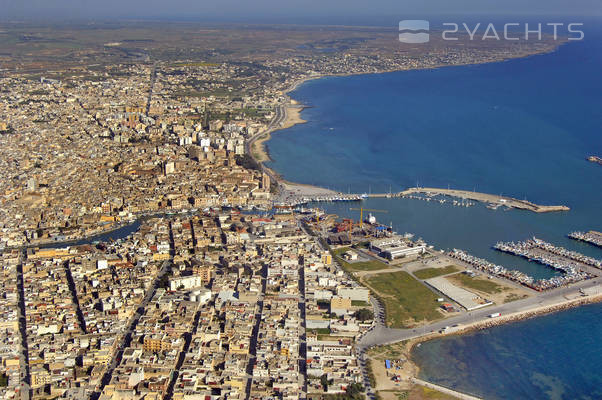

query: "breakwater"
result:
(448, 248), (590, 291)
(396, 187), (570, 213)
(569, 231), (602, 248)
(494, 237), (602, 270)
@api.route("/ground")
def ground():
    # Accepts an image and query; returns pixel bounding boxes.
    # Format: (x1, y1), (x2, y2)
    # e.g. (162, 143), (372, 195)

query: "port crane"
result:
(349, 207), (388, 229)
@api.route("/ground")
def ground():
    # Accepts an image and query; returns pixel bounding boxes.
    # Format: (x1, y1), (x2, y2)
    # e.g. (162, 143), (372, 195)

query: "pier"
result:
(494, 237), (602, 271)
(272, 184), (571, 213)
(569, 231), (602, 248)
(391, 187), (570, 213)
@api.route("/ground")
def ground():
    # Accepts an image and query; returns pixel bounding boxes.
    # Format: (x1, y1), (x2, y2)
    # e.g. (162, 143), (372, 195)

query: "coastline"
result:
(251, 41), (602, 398)
(249, 41), (565, 197)
(367, 293), (602, 399)
(251, 104), (307, 163)
(401, 293), (602, 395)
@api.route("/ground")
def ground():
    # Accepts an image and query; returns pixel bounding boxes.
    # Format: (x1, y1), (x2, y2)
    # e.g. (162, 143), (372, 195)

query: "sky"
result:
(1, 0), (601, 21)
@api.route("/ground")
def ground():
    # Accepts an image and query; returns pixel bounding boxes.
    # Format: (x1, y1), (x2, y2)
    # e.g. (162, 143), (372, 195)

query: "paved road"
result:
(164, 308), (202, 400)
(244, 264), (267, 400)
(298, 260), (308, 398)
(302, 222), (379, 399)
(354, 295), (386, 400)
(358, 278), (602, 348)
(15, 253), (31, 400)
(145, 62), (157, 116)
(91, 221), (175, 400)
(245, 105), (284, 158)
(245, 105), (285, 187)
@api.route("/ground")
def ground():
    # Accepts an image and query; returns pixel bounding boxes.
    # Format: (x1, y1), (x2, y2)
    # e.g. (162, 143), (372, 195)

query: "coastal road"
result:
(358, 278), (602, 348)
(244, 105), (286, 190)
(245, 104), (285, 160)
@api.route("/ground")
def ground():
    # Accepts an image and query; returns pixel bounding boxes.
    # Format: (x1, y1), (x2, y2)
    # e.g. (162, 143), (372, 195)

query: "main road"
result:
(357, 278), (601, 348)
(15, 252), (31, 400)
(244, 105), (286, 187)
(91, 221), (175, 400)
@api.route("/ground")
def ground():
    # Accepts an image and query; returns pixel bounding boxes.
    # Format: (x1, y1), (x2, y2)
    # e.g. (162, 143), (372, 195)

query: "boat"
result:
(587, 155), (602, 165)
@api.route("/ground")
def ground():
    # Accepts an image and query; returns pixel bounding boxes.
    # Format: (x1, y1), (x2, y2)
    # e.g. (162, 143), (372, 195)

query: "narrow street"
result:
(15, 252), (31, 400)
(91, 221), (175, 400)
(244, 264), (266, 400)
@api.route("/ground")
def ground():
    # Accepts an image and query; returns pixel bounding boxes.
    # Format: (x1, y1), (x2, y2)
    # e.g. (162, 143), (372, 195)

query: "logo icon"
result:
(399, 20), (430, 43)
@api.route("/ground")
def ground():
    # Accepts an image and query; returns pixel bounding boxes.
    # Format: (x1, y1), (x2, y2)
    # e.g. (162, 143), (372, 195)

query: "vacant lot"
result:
(366, 271), (442, 328)
(413, 266), (459, 280)
(447, 273), (504, 294)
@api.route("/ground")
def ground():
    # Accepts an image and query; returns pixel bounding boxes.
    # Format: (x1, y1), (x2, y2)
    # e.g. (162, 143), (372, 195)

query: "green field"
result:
(413, 265), (459, 280)
(332, 247), (388, 272)
(448, 273), (504, 294)
(366, 271), (442, 328)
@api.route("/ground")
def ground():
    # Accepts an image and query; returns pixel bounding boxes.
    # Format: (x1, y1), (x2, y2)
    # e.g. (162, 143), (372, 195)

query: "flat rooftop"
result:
(425, 276), (492, 311)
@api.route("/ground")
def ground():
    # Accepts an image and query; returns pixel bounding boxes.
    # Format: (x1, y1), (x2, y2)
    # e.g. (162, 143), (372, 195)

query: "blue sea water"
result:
(267, 25), (602, 272)
(412, 304), (602, 400)
(266, 21), (602, 399)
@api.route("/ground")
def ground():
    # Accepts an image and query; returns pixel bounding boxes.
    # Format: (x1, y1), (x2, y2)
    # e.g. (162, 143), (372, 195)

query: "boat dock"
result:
(493, 237), (601, 282)
(386, 187), (570, 213)
(449, 247), (592, 291)
(274, 186), (570, 213)
(569, 231), (602, 248)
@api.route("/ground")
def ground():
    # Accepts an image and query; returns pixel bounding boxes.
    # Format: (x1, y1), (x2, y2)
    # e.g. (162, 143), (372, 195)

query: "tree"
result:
(345, 383), (364, 398)
(320, 374), (329, 391)
(235, 154), (261, 171)
(353, 308), (374, 322)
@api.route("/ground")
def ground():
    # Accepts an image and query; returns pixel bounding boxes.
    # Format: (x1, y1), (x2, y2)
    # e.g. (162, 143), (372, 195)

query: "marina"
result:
(264, 28), (602, 399)
(569, 231), (602, 248)
(395, 187), (570, 213)
(494, 237), (602, 271)
(398, 193), (476, 208)
(273, 193), (364, 208)
(273, 185), (570, 214)
(448, 248), (591, 291)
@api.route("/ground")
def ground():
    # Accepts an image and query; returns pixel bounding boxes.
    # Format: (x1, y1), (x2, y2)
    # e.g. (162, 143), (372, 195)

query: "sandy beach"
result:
(251, 104), (307, 163)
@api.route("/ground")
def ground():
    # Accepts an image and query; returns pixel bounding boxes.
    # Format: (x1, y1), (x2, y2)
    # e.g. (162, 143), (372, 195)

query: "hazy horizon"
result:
(1, 0), (601, 22)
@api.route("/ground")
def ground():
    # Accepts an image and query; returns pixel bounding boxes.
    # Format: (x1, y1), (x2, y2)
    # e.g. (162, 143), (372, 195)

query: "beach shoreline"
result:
(251, 104), (307, 163)
(249, 42), (565, 198)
